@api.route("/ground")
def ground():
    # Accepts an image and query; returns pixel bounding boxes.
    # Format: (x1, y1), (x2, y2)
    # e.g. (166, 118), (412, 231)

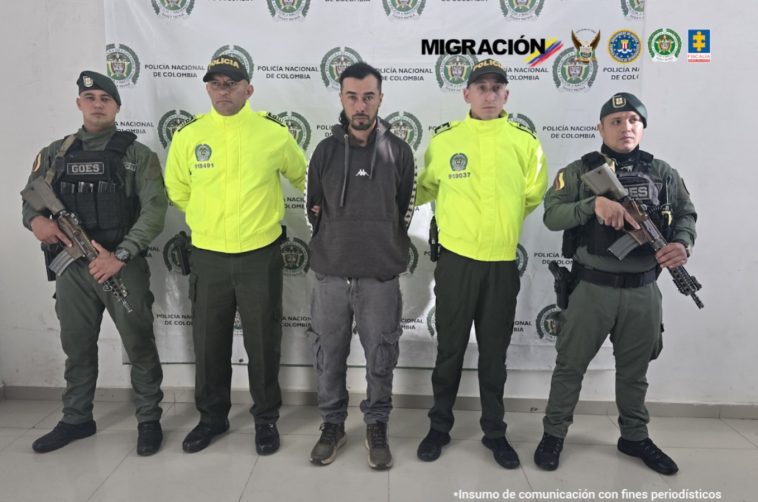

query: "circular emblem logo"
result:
(552, 47), (598, 91)
(386, 111), (423, 151)
(516, 243), (528, 277)
(536, 304), (562, 342)
(426, 306), (436, 337)
(280, 237), (310, 276)
(608, 30), (642, 64)
(382, 0), (426, 18)
(435, 54), (478, 92)
(212, 45), (254, 81)
(195, 144), (212, 162)
(267, 0), (310, 20)
(620, 0), (645, 19)
(105, 43), (140, 87)
(404, 241), (419, 275)
(450, 153), (468, 172)
(508, 113), (537, 134)
(158, 109), (193, 148)
(500, 0), (544, 20)
(320, 47), (363, 90)
(648, 28), (682, 63)
(277, 111), (312, 151)
(151, 0), (194, 18)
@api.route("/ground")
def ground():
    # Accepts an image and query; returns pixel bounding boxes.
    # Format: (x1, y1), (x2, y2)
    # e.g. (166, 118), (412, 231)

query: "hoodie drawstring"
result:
(339, 133), (350, 207)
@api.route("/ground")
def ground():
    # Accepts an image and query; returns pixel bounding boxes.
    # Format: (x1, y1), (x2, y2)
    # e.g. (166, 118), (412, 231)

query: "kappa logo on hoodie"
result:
(356, 169), (369, 177)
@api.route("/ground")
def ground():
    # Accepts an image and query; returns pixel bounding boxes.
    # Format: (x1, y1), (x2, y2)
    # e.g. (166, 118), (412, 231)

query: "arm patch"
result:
(175, 116), (198, 133)
(553, 169), (566, 191)
(433, 121), (460, 136)
(32, 151), (42, 172)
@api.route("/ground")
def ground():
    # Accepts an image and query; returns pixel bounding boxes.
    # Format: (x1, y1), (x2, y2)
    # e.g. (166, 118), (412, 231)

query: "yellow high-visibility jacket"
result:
(417, 113), (547, 261)
(165, 103), (306, 253)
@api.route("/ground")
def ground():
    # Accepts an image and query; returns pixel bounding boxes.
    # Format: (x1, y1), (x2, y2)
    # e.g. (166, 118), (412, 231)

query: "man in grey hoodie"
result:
(305, 62), (416, 470)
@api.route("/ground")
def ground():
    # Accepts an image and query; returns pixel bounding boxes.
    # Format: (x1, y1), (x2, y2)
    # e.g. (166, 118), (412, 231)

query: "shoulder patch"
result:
(552, 169), (566, 191)
(263, 112), (286, 127)
(508, 120), (536, 139)
(32, 151), (42, 172)
(433, 121), (459, 136)
(175, 115), (199, 133)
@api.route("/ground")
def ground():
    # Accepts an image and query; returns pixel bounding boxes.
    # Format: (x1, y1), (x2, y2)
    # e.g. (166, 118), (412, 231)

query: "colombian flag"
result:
(524, 38), (563, 67)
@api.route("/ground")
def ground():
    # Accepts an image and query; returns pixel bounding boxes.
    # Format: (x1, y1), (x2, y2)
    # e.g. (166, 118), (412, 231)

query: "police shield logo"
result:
(648, 28), (682, 62)
(152, 0), (194, 18)
(277, 111), (312, 151)
(195, 144), (212, 161)
(516, 243), (528, 277)
(450, 153), (468, 172)
(280, 238), (310, 275)
(382, 0), (426, 19)
(608, 30), (642, 64)
(552, 47), (598, 91)
(404, 241), (419, 275)
(536, 304), (562, 342)
(500, 0), (545, 20)
(212, 45), (254, 81)
(571, 29), (601, 63)
(620, 0), (645, 19)
(320, 47), (362, 89)
(105, 43), (140, 87)
(267, 0), (310, 20)
(83, 76), (94, 88)
(158, 109), (193, 148)
(386, 111), (423, 151)
(426, 306), (436, 337)
(435, 54), (477, 92)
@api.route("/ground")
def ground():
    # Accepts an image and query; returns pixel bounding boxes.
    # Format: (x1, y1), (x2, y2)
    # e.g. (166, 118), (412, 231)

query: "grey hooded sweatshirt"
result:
(306, 117), (416, 280)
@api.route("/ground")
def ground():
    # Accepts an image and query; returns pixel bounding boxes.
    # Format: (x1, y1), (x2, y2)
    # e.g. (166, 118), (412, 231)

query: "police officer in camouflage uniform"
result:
(22, 71), (166, 456)
(534, 93), (697, 475)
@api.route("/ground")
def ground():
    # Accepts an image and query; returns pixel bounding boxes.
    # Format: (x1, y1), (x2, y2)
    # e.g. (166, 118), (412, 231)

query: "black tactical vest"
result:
(563, 151), (673, 258)
(53, 131), (140, 249)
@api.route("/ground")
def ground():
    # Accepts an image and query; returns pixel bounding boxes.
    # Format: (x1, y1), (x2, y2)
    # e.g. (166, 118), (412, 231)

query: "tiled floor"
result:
(1, 399), (756, 502)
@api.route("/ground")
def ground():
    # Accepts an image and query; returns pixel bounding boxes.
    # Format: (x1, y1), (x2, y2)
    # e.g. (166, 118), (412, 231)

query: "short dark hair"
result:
(339, 62), (383, 91)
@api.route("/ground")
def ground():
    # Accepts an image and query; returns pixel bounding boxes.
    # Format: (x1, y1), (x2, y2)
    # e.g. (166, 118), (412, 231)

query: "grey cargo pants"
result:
(307, 274), (402, 425)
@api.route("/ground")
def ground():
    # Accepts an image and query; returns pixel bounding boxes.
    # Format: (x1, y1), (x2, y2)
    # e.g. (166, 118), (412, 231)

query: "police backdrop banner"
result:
(104, 0), (663, 371)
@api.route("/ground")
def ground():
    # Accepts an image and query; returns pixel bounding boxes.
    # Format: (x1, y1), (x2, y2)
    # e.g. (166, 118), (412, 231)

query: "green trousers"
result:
(189, 242), (283, 426)
(543, 280), (663, 441)
(429, 250), (520, 438)
(55, 255), (163, 424)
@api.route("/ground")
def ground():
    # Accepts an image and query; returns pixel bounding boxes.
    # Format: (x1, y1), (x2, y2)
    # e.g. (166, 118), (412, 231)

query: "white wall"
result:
(1, 0), (755, 406)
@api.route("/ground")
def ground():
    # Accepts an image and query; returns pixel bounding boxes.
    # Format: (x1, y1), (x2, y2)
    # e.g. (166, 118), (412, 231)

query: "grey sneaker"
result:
(365, 422), (392, 470)
(310, 422), (346, 466)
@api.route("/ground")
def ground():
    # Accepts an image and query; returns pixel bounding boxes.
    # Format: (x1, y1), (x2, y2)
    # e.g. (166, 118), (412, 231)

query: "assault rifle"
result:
(21, 177), (134, 313)
(580, 162), (703, 309)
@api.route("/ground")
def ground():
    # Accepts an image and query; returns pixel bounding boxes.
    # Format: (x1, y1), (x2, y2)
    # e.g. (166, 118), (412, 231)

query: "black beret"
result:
(600, 92), (647, 128)
(77, 71), (121, 106)
(202, 54), (249, 82)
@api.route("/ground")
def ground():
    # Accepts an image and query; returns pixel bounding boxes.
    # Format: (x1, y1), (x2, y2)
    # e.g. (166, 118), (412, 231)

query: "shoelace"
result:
(319, 423), (341, 444)
(368, 424), (388, 448)
(539, 436), (564, 456)
(639, 439), (665, 459)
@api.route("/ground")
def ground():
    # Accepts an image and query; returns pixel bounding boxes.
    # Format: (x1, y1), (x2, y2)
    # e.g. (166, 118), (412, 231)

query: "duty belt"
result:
(573, 262), (659, 289)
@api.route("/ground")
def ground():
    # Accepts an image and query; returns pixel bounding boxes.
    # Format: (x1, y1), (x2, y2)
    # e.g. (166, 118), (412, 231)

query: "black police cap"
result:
(600, 92), (647, 128)
(77, 71), (121, 106)
(202, 54), (249, 82)
(467, 58), (508, 86)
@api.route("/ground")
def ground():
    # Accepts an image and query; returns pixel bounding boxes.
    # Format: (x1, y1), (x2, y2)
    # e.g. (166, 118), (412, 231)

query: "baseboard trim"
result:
(3, 386), (756, 419)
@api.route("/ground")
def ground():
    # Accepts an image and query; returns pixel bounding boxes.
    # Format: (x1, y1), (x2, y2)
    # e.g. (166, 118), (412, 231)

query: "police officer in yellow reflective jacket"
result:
(164, 54), (306, 455)
(533, 93), (697, 475)
(415, 59), (548, 469)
